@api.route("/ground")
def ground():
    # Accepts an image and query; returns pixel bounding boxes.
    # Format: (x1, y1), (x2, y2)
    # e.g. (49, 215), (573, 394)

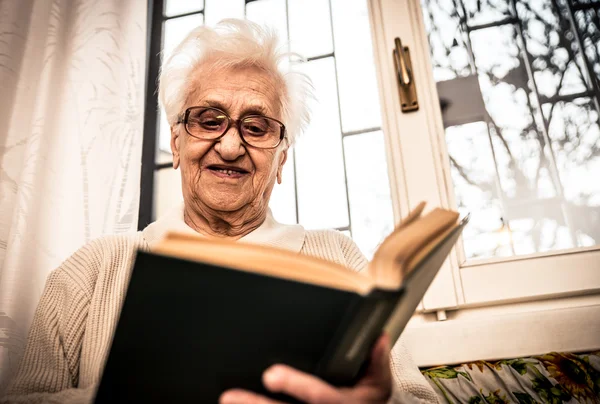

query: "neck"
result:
(183, 201), (267, 240)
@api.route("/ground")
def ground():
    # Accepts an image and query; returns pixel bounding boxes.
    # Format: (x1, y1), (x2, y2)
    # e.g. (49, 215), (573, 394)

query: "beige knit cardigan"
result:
(2, 207), (438, 404)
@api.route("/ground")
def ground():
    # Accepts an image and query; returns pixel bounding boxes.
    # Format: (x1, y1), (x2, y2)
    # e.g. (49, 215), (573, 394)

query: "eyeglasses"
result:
(176, 107), (286, 149)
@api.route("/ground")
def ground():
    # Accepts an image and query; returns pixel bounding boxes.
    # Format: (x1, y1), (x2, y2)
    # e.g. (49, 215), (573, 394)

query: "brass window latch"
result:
(393, 38), (419, 112)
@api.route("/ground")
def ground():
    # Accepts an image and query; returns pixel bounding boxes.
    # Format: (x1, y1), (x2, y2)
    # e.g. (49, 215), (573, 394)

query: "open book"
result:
(94, 202), (468, 403)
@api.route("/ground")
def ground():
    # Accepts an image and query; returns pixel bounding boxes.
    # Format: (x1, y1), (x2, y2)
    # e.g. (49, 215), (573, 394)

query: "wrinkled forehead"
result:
(184, 61), (286, 119)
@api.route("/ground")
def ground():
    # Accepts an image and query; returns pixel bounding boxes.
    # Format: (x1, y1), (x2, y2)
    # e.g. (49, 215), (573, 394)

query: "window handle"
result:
(393, 37), (419, 112)
(393, 38), (412, 86)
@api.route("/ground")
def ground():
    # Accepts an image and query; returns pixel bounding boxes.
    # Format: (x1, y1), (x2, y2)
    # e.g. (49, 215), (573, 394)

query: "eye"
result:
(192, 110), (227, 131)
(200, 117), (225, 129)
(242, 117), (270, 136)
(246, 125), (266, 134)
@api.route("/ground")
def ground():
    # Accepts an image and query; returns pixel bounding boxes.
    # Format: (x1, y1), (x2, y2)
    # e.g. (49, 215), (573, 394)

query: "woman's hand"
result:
(219, 334), (392, 404)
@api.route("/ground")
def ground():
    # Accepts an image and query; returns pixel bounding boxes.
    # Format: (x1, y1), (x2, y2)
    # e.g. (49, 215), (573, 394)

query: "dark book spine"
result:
(314, 289), (402, 386)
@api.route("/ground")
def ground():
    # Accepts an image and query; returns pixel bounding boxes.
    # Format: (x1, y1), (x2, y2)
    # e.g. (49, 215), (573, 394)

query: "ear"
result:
(171, 125), (180, 169)
(277, 148), (288, 185)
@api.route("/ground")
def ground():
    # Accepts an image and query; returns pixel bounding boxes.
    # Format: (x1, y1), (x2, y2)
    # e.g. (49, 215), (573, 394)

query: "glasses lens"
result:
(241, 116), (280, 148)
(186, 108), (228, 139)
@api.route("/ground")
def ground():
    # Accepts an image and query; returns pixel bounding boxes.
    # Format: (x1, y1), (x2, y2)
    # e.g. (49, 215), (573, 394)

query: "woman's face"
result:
(171, 65), (287, 215)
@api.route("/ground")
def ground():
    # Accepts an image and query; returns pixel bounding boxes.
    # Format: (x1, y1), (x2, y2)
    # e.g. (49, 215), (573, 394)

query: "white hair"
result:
(158, 19), (313, 147)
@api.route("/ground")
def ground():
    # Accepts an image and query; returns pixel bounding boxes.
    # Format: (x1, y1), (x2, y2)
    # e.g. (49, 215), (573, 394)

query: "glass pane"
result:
(158, 15), (204, 161)
(153, 167), (183, 220)
(545, 98), (600, 247)
(295, 57), (349, 229)
(344, 131), (394, 259)
(156, 150), (173, 166)
(331, 0), (382, 133)
(420, 0), (600, 260)
(164, 0), (204, 17)
(163, 14), (204, 61)
(518, 0), (591, 98)
(463, 0), (511, 27)
(246, 0), (289, 49)
(157, 109), (172, 163)
(288, 0), (334, 58)
(204, 0), (244, 27)
(445, 122), (513, 258)
(422, 0), (473, 81)
(269, 148), (298, 225)
(573, 8), (600, 84)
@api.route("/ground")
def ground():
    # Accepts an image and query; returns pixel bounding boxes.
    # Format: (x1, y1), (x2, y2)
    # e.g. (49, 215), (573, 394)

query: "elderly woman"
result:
(3, 20), (438, 404)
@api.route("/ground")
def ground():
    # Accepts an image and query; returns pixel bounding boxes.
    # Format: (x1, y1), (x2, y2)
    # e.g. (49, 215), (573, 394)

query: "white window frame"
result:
(368, 0), (600, 365)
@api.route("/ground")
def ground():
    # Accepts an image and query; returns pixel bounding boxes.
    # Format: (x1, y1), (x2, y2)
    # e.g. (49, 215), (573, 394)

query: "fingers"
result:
(362, 333), (392, 390)
(263, 364), (343, 403)
(219, 389), (286, 404)
(370, 333), (391, 374)
(222, 335), (392, 404)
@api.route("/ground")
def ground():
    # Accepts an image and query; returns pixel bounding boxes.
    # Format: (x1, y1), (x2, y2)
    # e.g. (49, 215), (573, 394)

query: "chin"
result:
(202, 195), (249, 212)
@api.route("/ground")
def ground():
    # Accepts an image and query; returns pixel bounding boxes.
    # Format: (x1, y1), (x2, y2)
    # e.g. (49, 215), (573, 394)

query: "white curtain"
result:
(0, 0), (146, 391)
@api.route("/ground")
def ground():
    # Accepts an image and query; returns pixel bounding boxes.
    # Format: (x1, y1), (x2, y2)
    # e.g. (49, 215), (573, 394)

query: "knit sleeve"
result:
(0, 387), (95, 404)
(388, 339), (440, 403)
(1, 240), (104, 404)
(337, 233), (439, 404)
(337, 232), (369, 273)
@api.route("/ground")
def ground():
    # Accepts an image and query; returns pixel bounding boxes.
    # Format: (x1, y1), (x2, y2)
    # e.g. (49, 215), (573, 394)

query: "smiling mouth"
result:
(207, 165), (250, 178)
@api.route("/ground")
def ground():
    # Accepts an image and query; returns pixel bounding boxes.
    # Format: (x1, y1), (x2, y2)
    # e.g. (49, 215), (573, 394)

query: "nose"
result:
(214, 125), (246, 161)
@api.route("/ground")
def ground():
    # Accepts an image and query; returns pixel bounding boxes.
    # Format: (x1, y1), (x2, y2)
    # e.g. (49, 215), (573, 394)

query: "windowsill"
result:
(459, 245), (600, 268)
(403, 293), (600, 367)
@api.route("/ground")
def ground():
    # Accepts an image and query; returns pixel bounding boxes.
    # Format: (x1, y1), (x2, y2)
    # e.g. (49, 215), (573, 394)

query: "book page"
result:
(152, 202), (459, 296)
(369, 207), (459, 288)
(153, 234), (375, 295)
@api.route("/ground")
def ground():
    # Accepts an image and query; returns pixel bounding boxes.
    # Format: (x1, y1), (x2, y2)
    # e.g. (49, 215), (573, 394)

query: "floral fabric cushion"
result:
(421, 351), (600, 403)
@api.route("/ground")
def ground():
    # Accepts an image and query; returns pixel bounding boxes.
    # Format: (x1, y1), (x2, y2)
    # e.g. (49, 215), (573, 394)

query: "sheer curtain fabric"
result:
(0, 0), (146, 391)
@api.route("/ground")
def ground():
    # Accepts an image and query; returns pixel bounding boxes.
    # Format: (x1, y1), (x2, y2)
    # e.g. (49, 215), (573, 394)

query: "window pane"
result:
(468, 26), (552, 201)
(420, 0), (600, 260)
(445, 122), (516, 258)
(246, 0), (289, 49)
(269, 148), (298, 225)
(295, 57), (349, 229)
(163, 14), (204, 61)
(574, 8), (600, 84)
(344, 131), (394, 259)
(156, 151), (173, 166)
(422, 0), (472, 81)
(154, 167), (183, 220)
(158, 15), (204, 162)
(288, 0), (334, 58)
(462, 0), (511, 26)
(572, 0), (600, 4)
(331, 0), (382, 133)
(164, 0), (204, 17)
(546, 98), (600, 248)
(157, 109), (172, 163)
(204, 0), (244, 27)
(518, 0), (592, 98)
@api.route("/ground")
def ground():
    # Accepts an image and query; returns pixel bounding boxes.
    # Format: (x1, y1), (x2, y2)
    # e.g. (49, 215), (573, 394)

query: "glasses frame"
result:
(176, 106), (287, 149)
